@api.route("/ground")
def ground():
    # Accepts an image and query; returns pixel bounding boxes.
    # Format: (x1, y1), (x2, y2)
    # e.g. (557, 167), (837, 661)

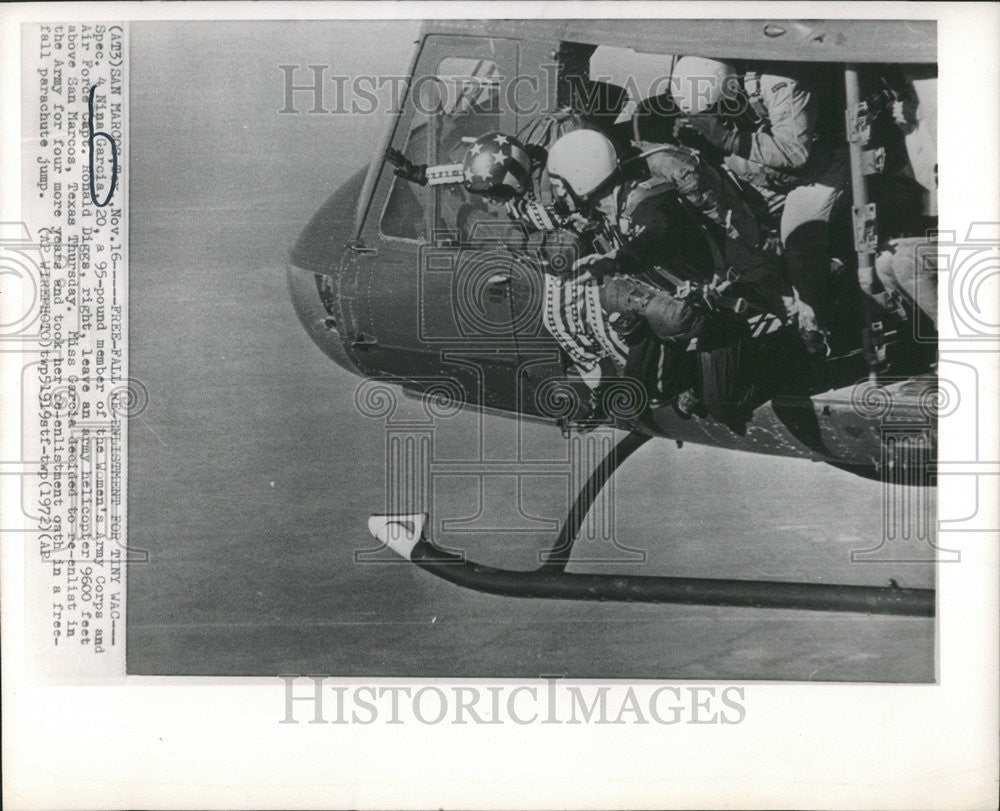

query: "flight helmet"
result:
(670, 56), (739, 114)
(462, 132), (533, 201)
(546, 129), (619, 204)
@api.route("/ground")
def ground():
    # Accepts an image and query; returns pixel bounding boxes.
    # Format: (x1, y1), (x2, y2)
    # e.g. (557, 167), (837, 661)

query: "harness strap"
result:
(616, 177), (672, 234)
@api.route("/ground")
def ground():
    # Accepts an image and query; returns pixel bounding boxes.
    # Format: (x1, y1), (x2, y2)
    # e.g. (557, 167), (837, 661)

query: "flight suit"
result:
(642, 141), (788, 313)
(874, 238), (937, 329)
(585, 183), (764, 430)
(678, 65), (848, 340)
(643, 142), (761, 250)
(576, 182), (715, 340)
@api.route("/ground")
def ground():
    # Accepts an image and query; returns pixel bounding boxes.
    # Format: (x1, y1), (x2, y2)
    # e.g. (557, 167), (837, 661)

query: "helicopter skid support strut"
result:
(367, 432), (934, 618)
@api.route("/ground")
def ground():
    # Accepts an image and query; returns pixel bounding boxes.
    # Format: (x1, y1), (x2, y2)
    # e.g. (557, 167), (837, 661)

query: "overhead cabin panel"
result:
(421, 19), (936, 64)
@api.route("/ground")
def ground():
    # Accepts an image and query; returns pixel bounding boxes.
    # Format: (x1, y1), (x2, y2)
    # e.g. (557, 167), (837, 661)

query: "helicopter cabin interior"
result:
(329, 20), (937, 427)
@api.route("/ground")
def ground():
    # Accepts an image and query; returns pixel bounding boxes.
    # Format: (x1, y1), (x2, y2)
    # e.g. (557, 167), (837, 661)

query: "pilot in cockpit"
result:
(384, 127), (632, 427)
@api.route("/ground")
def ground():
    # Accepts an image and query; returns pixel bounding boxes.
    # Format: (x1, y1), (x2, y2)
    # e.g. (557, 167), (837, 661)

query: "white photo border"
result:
(2, 2), (997, 809)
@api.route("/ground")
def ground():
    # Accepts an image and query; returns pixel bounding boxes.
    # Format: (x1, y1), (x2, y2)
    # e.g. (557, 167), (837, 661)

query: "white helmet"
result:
(670, 56), (739, 114)
(546, 129), (618, 200)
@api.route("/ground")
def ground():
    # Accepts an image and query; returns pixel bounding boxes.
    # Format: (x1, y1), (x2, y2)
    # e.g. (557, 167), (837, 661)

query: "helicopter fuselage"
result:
(287, 20), (938, 483)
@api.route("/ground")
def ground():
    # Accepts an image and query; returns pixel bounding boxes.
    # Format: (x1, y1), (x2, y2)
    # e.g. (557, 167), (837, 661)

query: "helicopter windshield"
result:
(436, 57), (501, 117)
(381, 55), (509, 241)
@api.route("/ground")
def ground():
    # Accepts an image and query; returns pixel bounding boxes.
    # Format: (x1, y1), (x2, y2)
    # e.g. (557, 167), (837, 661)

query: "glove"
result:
(674, 116), (738, 159)
(385, 147), (428, 185)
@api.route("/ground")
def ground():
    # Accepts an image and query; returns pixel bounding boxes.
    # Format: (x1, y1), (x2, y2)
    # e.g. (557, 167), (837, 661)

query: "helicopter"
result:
(287, 19), (938, 616)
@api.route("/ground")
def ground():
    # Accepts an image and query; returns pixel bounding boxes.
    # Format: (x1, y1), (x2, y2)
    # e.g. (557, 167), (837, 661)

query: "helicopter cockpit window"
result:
(380, 57), (508, 241)
(588, 46), (676, 114)
(587, 46), (680, 143)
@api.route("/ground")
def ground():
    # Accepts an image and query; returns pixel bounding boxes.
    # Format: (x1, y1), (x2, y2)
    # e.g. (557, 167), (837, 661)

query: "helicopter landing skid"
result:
(367, 431), (934, 617)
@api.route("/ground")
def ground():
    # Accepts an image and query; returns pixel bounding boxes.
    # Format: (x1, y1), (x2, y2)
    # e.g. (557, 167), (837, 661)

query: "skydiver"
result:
(635, 135), (790, 318)
(670, 56), (850, 357)
(384, 59), (630, 232)
(536, 74), (791, 319)
(546, 129), (766, 430)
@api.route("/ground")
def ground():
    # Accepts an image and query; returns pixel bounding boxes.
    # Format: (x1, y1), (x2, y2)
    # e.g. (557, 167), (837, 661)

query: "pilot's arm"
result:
(573, 206), (677, 284)
(738, 72), (816, 170)
(678, 71), (816, 172)
(614, 221), (675, 274)
(385, 147), (465, 186)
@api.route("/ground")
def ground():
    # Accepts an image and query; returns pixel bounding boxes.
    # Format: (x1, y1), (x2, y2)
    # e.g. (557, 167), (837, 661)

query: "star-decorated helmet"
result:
(462, 132), (534, 202)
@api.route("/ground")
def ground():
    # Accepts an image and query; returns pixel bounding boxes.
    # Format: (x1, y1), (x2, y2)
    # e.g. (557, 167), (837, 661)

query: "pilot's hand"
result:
(385, 147), (406, 167)
(385, 147), (428, 185)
